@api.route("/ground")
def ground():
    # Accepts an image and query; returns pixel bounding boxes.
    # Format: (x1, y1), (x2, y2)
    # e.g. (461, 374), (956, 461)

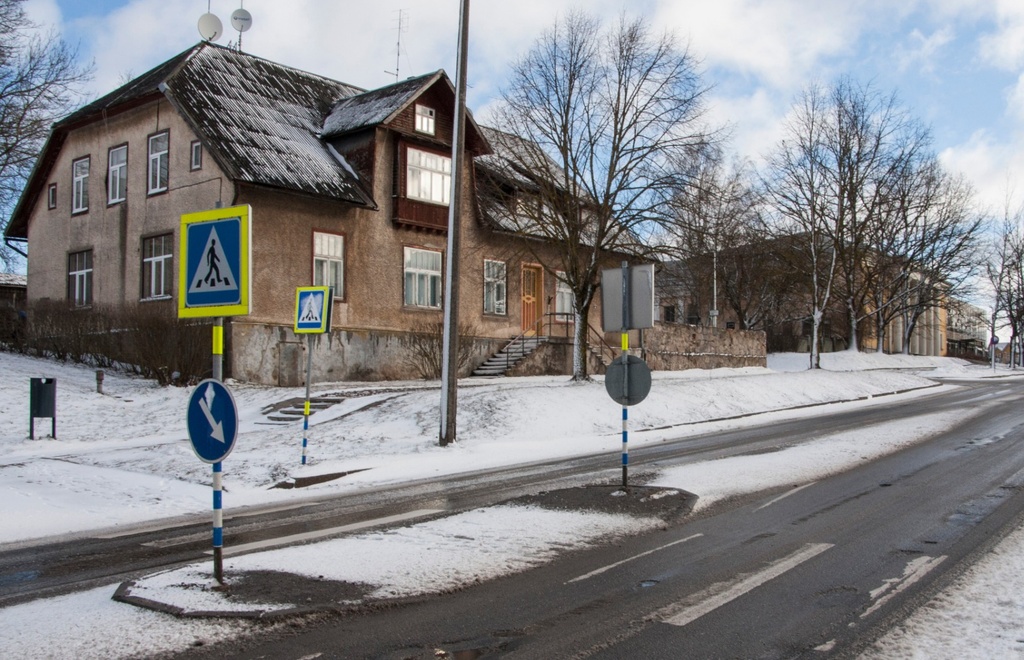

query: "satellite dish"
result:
(231, 8), (252, 33)
(197, 13), (223, 41)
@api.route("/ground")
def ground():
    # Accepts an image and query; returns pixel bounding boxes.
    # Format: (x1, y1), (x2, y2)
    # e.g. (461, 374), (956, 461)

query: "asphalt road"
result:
(4, 378), (1024, 659)
(177, 378), (1024, 659)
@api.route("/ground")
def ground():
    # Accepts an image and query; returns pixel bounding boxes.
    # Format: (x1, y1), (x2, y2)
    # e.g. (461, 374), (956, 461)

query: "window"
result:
(313, 231), (344, 298)
(663, 305), (677, 323)
(148, 131), (169, 194)
(555, 271), (574, 320)
(404, 247), (442, 308)
(414, 104), (435, 135)
(72, 157), (89, 214)
(726, 321), (736, 330)
(67, 250), (93, 307)
(47, 184), (57, 210)
(141, 234), (173, 299)
(407, 148), (450, 205)
(108, 145), (127, 204)
(483, 259), (506, 315)
(190, 140), (203, 171)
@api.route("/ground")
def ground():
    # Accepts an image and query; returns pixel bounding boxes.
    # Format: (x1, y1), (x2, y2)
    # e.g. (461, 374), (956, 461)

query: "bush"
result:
(405, 320), (479, 379)
(2, 301), (212, 386)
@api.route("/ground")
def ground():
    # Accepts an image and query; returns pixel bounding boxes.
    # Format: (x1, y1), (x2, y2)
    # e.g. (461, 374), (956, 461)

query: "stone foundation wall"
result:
(642, 324), (766, 370)
(228, 321), (503, 386)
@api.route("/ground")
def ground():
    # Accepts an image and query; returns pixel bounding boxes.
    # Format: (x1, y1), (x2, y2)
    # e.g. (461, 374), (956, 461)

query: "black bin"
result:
(30, 378), (56, 439)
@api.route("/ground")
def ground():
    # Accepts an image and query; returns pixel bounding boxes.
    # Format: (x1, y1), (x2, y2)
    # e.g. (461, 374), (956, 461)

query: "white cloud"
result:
(706, 87), (788, 164)
(652, 0), (904, 92)
(977, 0), (1024, 69)
(939, 130), (1024, 214)
(897, 26), (955, 75)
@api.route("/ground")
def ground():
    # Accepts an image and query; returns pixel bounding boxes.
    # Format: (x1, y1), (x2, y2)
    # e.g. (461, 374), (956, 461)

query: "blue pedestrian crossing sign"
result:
(187, 379), (239, 464)
(294, 286), (333, 333)
(178, 205), (251, 318)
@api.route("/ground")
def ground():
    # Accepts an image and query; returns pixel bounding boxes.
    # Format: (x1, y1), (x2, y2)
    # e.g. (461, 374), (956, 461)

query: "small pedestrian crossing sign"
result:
(178, 205), (251, 318)
(294, 286), (333, 333)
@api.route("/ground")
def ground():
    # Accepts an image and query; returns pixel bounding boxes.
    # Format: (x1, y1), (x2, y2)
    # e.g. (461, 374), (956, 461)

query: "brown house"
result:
(4, 43), (602, 385)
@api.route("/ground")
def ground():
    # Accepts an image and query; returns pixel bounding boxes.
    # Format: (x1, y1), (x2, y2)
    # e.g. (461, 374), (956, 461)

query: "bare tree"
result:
(765, 78), (980, 364)
(0, 0), (91, 270)
(489, 11), (713, 380)
(763, 84), (836, 369)
(666, 153), (788, 331)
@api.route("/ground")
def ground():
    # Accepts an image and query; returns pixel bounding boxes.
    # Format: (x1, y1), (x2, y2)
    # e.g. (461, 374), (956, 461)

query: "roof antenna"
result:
(384, 9), (407, 82)
(231, 2), (252, 52)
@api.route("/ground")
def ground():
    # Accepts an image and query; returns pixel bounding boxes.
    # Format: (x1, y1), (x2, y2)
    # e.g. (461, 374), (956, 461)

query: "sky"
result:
(2, 350), (1024, 657)
(20, 0), (1024, 217)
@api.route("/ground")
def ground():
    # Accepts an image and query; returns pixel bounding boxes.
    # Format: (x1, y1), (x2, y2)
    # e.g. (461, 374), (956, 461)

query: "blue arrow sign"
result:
(187, 379), (238, 464)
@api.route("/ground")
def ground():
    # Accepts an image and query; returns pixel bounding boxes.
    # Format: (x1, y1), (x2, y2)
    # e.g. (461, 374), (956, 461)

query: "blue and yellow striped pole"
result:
(621, 331), (629, 491)
(212, 318), (224, 583)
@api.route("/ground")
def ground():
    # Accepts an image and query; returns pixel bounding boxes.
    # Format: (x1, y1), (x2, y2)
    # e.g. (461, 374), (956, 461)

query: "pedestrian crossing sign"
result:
(178, 205), (251, 318)
(294, 286), (333, 333)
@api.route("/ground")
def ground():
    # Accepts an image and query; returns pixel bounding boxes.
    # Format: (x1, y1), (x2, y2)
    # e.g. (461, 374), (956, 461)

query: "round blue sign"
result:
(186, 379), (239, 463)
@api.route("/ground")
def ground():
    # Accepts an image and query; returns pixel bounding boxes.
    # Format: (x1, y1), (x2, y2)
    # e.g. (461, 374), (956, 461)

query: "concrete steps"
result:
(471, 336), (546, 377)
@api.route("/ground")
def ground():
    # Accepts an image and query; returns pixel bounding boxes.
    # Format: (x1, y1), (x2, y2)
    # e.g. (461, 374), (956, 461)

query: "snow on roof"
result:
(164, 45), (375, 206)
(0, 273), (26, 286)
(322, 72), (442, 138)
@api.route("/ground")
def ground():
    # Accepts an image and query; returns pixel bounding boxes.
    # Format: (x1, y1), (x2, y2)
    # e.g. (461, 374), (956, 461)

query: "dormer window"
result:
(415, 104), (435, 135)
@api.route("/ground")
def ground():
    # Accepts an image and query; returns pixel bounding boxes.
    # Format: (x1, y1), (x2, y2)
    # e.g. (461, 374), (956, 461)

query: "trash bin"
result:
(29, 378), (56, 439)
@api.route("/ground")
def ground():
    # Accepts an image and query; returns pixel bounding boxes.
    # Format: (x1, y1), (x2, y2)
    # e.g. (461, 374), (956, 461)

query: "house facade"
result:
(5, 43), (597, 385)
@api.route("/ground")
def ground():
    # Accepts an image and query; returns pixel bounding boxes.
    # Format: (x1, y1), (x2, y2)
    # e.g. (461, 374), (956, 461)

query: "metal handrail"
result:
(587, 323), (617, 366)
(499, 314), (615, 371)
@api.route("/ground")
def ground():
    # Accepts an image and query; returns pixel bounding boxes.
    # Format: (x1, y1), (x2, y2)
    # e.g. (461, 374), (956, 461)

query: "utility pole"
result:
(439, 0), (470, 446)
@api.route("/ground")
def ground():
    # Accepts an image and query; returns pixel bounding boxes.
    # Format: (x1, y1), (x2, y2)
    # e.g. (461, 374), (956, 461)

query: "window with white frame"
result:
(141, 234), (173, 299)
(414, 104), (435, 135)
(483, 259), (506, 315)
(406, 147), (450, 205)
(313, 231), (344, 298)
(72, 157), (89, 213)
(148, 131), (169, 194)
(68, 250), (93, 307)
(47, 183), (57, 210)
(190, 140), (203, 170)
(108, 145), (127, 204)
(555, 271), (574, 320)
(404, 247), (442, 308)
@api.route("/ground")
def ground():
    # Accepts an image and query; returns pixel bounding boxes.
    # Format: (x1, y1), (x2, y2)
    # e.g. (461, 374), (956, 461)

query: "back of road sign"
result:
(604, 354), (652, 406)
(601, 264), (655, 332)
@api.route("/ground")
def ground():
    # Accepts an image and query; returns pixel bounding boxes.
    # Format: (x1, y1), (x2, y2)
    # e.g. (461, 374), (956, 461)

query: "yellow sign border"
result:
(294, 286), (333, 334)
(177, 204), (252, 318)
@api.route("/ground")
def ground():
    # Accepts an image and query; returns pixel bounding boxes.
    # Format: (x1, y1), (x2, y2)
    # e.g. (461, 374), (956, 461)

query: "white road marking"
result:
(97, 502), (321, 540)
(566, 534), (703, 584)
(657, 542), (834, 627)
(754, 482), (817, 511)
(205, 509), (445, 556)
(861, 554), (947, 619)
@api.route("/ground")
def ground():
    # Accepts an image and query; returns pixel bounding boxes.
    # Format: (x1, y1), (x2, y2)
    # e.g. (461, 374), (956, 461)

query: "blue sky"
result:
(26, 0), (1024, 213)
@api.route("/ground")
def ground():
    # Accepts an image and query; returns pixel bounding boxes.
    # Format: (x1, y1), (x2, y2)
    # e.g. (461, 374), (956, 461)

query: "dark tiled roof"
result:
(164, 45), (374, 206)
(322, 72), (442, 138)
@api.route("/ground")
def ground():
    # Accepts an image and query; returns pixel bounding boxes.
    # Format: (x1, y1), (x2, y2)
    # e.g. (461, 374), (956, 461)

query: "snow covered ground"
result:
(0, 350), (1022, 658)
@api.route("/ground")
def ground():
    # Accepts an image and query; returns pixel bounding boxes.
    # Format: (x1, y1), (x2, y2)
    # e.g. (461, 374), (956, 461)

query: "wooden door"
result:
(521, 265), (542, 333)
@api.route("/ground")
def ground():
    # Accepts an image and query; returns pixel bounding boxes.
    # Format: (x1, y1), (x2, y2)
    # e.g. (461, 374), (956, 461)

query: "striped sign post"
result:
(294, 287), (333, 465)
(186, 379), (238, 584)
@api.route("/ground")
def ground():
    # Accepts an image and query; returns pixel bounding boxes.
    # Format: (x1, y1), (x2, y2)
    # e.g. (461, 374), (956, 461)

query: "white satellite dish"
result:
(231, 8), (252, 33)
(197, 13), (223, 41)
